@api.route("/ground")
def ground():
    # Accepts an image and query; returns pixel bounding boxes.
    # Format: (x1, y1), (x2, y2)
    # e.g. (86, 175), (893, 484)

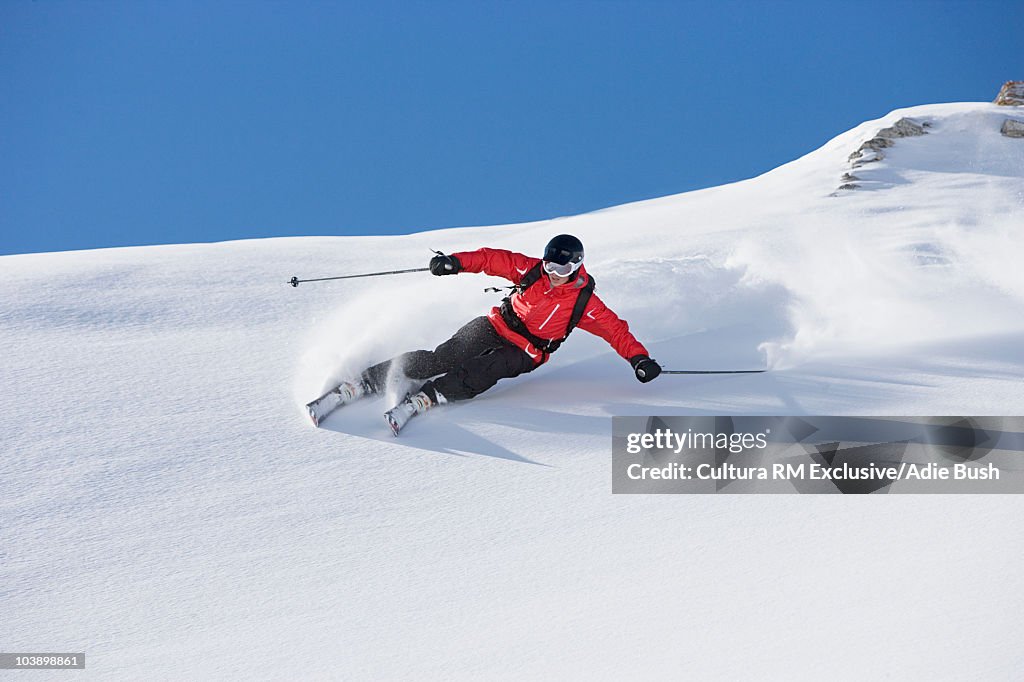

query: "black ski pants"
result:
(362, 316), (537, 402)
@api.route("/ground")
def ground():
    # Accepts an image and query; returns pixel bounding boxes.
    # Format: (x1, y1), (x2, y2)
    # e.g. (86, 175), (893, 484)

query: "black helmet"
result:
(542, 234), (584, 277)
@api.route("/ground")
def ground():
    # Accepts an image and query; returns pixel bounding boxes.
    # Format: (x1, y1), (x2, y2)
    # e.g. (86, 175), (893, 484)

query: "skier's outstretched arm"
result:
(578, 295), (662, 382)
(431, 248), (536, 282)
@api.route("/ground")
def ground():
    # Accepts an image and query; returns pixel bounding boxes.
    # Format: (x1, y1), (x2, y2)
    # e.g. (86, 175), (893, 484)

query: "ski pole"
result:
(662, 369), (767, 374)
(288, 267), (429, 287)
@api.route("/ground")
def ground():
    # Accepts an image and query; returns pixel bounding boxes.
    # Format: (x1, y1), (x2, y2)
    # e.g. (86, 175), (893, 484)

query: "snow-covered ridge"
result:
(2, 99), (1023, 680)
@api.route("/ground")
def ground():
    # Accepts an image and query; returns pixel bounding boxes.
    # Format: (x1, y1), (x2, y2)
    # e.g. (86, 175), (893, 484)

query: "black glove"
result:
(630, 355), (662, 383)
(430, 253), (462, 276)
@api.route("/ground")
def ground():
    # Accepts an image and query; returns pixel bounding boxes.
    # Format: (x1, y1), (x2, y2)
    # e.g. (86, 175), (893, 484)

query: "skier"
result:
(306, 234), (662, 433)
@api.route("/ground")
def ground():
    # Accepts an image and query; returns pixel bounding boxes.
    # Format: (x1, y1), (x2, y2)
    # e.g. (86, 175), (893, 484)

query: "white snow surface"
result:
(3, 102), (1024, 679)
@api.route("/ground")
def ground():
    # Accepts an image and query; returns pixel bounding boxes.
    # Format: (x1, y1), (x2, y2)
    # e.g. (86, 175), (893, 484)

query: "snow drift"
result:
(2, 101), (1023, 679)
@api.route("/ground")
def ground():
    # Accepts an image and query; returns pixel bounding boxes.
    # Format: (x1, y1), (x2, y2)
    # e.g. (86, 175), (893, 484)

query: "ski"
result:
(384, 409), (404, 436)
(305, 379), (371, 427)
(383, 392), (434, 436)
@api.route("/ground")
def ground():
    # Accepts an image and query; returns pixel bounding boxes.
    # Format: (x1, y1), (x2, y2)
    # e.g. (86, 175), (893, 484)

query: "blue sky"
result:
(1, 0), (1020, 255)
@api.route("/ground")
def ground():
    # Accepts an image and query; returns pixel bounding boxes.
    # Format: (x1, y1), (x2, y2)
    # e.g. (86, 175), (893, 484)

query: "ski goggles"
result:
(543, 259), (582, 277)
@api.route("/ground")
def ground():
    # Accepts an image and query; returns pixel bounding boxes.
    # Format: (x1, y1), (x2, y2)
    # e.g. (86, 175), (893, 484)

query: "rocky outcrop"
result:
(847, 138), (890, 168)
(833, 117), (930, 194)
(877, 117), (930, 139)
(994, 82), (1023, 139)
(994, 81), (1024, 106)
(847, 117), (930, 168)
(1001, 119), (1024, 138)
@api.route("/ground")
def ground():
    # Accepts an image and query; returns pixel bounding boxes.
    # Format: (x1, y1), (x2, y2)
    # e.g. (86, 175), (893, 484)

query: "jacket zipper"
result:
(537, 304), (560, 330)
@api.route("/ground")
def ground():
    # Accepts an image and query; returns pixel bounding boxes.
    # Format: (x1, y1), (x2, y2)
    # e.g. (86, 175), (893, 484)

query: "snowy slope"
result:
(2, 102), (1024, 680)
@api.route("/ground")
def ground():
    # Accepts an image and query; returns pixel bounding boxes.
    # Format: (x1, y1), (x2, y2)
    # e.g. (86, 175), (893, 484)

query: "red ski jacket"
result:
(451, 248), (649, 365)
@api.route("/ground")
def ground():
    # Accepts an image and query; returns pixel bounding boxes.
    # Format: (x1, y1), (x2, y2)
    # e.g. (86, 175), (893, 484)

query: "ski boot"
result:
(384, 388), (445, 436)
(306, 378), (373, 427)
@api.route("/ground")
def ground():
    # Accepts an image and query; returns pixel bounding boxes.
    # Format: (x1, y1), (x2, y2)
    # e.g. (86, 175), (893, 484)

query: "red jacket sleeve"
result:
(450, 248), (538, 283)
(577, 293), (649, 361)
